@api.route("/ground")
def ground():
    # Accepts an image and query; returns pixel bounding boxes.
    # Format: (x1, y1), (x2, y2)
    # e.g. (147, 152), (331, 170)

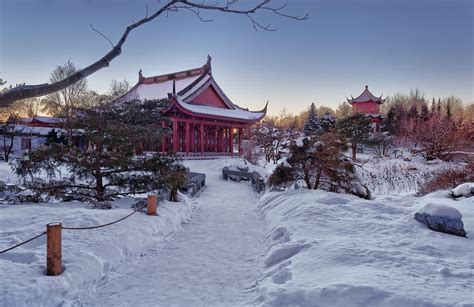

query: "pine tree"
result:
(17, 99), (187, 202)
(408, 104), (419, 119)
(446, 101), (452, 120)
(319, 112), (336, 132)
(420, 102), (430, 121)
(303, 102), (321, 135)
(268, 133), (371, 199)
(336, 113), (373, 159)
(437, 98), (442, 114)
(430, 97), (436, 115)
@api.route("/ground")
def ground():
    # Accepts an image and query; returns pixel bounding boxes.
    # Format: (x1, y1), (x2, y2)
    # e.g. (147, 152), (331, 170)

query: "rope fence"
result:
(0, 231), (46, 254)
(0, 194), (158, 275)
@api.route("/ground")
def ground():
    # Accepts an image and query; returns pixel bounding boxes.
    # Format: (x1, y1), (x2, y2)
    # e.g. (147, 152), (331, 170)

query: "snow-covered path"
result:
(77, 159), (266, 306)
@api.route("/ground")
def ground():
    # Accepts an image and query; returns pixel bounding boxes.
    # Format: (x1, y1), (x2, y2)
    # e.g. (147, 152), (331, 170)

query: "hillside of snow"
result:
(0, 196), (195, 306)
(256, 189), (474, 306)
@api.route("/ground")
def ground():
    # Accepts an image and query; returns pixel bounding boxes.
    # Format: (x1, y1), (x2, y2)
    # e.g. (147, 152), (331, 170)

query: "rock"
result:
(92, 201), (113, 210)
(451, 182), (474, 198)
(403, 157), (412, 162)
(415, 203), (466, 237)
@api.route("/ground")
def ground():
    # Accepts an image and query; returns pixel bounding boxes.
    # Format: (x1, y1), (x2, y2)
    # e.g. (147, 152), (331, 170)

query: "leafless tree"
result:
(0, 108), (21, 162)
(0, 1), (307, 106)
(42, 60), (89, 117)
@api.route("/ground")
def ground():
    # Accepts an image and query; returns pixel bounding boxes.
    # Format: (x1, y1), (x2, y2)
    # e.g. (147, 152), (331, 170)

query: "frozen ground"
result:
(0, 195), (195, 306)
(256, 189), (474, 306)
(76, 159), (266, 306)
(1, 158), (473, 306)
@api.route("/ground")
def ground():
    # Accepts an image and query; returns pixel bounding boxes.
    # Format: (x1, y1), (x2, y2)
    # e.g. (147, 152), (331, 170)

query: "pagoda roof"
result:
(122, 56), (267, 122)
(347, 85), (386, 105)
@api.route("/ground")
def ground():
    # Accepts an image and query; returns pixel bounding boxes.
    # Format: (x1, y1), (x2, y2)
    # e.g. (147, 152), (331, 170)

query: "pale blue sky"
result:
(1, 0), (472, 115)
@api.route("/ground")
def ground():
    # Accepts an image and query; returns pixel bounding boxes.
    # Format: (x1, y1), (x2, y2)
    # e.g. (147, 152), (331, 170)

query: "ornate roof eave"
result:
(162, 96), (266, 123)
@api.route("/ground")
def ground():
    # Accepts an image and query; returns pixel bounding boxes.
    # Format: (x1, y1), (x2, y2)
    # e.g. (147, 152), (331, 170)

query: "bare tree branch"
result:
(0, 0), (307, 105)
(90, 24), (114, 48)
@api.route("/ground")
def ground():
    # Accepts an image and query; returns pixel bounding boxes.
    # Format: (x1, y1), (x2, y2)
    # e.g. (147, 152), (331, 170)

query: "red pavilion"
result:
(125, 56), (267, 156)
(347, 85), (386, 132)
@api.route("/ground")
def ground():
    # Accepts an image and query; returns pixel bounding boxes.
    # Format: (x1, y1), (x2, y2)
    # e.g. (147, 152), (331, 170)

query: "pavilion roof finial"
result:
(139, 69), (144, 82)
(205, 55), (212, 75)
(365, 85), (368, 90)
(172, 80), (176, 96)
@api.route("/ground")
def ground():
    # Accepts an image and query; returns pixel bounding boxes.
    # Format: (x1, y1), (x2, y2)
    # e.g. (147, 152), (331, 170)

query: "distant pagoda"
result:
(347, 85), (386, 132)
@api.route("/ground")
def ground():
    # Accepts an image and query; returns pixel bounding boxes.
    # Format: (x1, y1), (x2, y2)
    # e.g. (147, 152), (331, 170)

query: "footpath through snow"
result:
(76, 159), (266, 306)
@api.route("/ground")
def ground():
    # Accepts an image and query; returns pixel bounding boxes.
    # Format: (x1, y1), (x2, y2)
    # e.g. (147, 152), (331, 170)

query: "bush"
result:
(418, 163), (474, 195)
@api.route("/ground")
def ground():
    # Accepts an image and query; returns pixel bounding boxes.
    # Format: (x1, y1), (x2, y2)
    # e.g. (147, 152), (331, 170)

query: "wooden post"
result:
(147, 194), (157, 216)
(46, 223), (62, 276)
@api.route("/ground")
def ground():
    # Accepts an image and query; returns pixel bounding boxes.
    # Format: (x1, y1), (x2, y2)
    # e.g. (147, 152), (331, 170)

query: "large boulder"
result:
(415, 203), (466, 237)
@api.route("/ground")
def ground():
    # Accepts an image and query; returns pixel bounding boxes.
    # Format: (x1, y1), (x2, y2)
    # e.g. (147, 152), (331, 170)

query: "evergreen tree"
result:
(446, 101), (452, 120)
(408, 104), (419, 120)
(17, 99), (186, 202)
(303, 102), (321, 135)
(430, 97), (436, 115)
(437, 98), (442, 113)
(336, 113), (372, 159)
(420, 102), (430, 121)
(268, 133), (371, 199)
(319, 112), (336, 132)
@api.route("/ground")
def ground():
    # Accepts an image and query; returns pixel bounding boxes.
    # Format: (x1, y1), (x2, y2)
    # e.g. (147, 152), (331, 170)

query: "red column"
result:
(200, 123), (204, 155)
(172, 118), (178, 153)
(190, 124), (194, 153)
(161, 121), (166, 153)
(229, 126), (234, 156)
(238, 128), (242, 155)
(185, 121), (190, 154)
(218, 128), (224, 152)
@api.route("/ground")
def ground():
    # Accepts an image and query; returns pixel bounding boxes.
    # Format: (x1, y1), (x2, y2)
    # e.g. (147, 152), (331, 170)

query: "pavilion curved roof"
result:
(122, 56), (266, 122)
(347, 85), (386, 105)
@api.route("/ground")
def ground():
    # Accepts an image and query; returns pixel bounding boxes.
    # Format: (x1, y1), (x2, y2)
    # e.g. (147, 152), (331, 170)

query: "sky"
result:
(0, 0), (473, 115)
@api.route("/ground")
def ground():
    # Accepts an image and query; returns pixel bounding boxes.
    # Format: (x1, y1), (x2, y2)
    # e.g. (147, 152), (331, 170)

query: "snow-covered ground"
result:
(0, 159), (267, 306)
(256, 189), (474, 306)
(0, 195), (195, 306)
(1, 158), (473, 306)
(75, 159), (266, 306)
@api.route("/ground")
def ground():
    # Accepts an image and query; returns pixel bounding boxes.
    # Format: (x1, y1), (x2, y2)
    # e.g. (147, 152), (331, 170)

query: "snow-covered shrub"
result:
(268, 133), (371, 199)
(418, 162), (474, 195)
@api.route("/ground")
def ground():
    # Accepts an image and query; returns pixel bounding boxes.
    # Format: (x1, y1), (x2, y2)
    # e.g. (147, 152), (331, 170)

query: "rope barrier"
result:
(0, 202), (147, 254)
(0, 232), (46, 254)
(62, 210), (138, 230)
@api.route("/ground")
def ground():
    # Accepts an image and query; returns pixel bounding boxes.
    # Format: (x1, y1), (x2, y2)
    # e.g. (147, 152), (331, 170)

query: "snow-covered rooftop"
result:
(348, 86), (385, 104)
(21, 116), (64, 124)
(178, 98), (265, 121)
(134, 76), (200, 101)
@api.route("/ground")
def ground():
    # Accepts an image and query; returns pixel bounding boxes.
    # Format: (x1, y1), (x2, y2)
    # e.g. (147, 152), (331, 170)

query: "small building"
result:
(1, 116), (65, 158)
(20, 116), (64, 128)
(347, 86), (386, 132)
(124, 56), (267, 156)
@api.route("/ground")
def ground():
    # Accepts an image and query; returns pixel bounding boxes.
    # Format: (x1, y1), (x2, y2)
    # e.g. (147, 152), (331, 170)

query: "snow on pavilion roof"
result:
(347, 85), (386, 105)
(20, 116), (64, 124)
(176, 96), (267, 121)
(123, 56), (266, 122)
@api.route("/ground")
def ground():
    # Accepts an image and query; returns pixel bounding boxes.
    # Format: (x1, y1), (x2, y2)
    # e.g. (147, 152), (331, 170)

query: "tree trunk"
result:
(352, 142), (357, 160)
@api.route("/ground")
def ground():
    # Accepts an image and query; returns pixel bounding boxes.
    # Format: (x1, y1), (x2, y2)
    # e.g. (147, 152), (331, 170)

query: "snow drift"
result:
(0, 195), (195, 306)
(256, 189), (474, 306)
